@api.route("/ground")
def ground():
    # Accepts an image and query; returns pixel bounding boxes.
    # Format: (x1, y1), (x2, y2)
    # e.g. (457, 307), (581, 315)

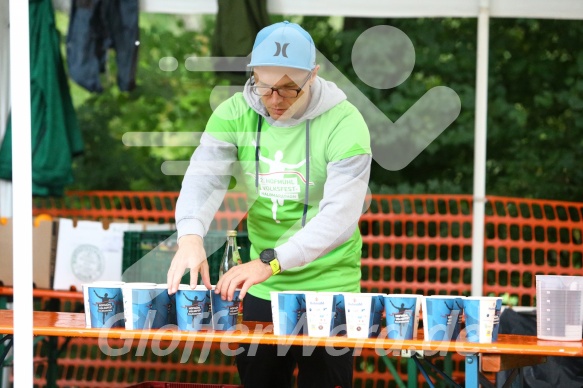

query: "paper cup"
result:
(83, 281), (125, 328)
(175, 285), (211, 331)
(491, 297), (503, 341)
(385, 294), (422, 340)
(463, 297), (499, 343)
(122, 282), (158, 330)
(151, 284), (176, 328)
(342, 293), (384, 338)
(271, 291), (308, 335)
(332, 292), (347, 336)
(211, 288), (241, 331)
(422, 295), (465, 341)
(305, 292), (344, 337)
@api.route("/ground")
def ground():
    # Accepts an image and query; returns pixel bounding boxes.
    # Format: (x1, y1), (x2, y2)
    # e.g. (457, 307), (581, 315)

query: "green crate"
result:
(122, 231), (250, 285)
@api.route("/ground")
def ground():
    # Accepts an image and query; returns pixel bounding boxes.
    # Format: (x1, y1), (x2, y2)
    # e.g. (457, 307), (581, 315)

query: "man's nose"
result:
(269, 90), (285, 102)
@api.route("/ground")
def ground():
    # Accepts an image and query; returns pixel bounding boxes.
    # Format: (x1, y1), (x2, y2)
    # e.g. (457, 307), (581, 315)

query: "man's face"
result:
(252, 66), (314, 121)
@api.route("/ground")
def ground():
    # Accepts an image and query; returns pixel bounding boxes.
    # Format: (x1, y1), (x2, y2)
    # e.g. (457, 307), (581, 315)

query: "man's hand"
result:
(215, 259), (272, 301)
(167, 235), (211, 294)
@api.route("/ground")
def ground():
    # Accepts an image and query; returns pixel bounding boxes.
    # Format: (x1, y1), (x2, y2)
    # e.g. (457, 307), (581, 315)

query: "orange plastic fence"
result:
(359, 194), (474, 296)
(32, 191), (248, 230)
(26, 190), (583, 387)
(33, 191), (179, 223)
(30, 338), (240, 388)
(357, 194), (473, 388)
(483, 196), (583, 306)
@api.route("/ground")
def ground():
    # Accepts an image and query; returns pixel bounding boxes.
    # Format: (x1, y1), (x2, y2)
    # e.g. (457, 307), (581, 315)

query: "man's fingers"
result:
(239, 279), (254, 300)
(170, 269), (184, 294)
(215, 273), (224, 294)
(201, 270), (212, 290)
(200, 261), (212, 289)
(218, 270), (237, 301)
(189, 267), (199, 288)
(167, 266), (182, 294)
(227, 275), (242, 301)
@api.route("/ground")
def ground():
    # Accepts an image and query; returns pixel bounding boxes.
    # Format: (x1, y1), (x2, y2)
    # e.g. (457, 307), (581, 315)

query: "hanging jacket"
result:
(66, 0), (139, 92)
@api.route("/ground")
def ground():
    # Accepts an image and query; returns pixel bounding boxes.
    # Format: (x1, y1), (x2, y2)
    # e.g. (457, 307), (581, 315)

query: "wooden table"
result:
(2, 310), (583, 387)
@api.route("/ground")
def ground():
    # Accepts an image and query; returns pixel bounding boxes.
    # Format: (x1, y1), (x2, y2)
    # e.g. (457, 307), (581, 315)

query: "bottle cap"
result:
(227, 230), (238, 237)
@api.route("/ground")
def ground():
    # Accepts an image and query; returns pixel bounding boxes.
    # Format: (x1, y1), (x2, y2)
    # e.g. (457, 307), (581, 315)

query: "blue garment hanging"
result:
(66, 0), (139, 92)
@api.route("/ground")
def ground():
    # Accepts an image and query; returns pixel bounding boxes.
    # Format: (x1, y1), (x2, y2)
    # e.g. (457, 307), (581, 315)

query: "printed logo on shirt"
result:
(255, 148), (312, 223)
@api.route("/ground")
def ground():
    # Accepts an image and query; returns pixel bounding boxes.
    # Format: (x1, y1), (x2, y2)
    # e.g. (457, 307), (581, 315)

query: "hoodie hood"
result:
(243, 76), (347, 128)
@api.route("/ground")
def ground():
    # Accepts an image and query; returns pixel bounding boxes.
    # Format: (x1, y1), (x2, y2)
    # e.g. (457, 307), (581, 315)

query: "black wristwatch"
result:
(259, 249), (281, 275)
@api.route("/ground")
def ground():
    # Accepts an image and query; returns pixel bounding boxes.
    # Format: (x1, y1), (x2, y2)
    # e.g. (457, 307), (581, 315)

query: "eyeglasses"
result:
(250, 72), (312, 98)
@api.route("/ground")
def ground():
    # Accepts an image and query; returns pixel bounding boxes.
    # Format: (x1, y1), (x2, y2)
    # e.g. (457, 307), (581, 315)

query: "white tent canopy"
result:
(6, 0), (583, 385)
(142, 0), (583, 19)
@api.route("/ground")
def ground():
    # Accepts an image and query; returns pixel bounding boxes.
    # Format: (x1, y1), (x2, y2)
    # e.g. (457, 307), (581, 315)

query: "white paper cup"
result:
(384, 294), (422, 340)
(342, 292), (385, 339)
(422, 295), (465, 341)
(463, 296), (499, 343)
(122, 282), (158, 330)
(175, 285), (211, 331)
(83, 281), (125, 329)
(271, 291), (308, 335)
(305, 292), (344, 337)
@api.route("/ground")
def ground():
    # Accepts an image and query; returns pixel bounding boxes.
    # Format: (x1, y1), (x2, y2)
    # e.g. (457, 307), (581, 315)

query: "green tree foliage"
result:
(66, 14), (583, 202)
(68, 15), (224, 191)
(486, 19), (583, 201)
(302, 16), (583, 201)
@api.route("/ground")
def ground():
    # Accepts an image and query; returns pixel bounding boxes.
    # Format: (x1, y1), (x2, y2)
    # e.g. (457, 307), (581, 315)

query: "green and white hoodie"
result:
(176, 76), (372, 300)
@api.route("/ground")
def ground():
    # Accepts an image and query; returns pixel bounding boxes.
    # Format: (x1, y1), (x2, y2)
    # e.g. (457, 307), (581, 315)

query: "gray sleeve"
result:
(175, 132), (237, 240)
(275, 154), (372, 271)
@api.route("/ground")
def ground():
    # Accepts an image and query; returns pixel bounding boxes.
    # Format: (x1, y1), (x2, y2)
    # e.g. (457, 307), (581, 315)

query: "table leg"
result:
(45, 337), (59, 387)
(0, 295), (7, 310)
(0, 335), (14, 384)
(465, 354), (479, 388)
(0, 335), (13, 365)
(495, 368), (522, 388)
(407, 357), (417, 388)
(412, 356), (436, 388)
(443, 353), (453, 386)
(378, 350), (407, 388)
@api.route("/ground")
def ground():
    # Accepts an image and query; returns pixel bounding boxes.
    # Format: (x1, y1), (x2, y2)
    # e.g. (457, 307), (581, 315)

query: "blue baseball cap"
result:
(248, 21), (316, 71)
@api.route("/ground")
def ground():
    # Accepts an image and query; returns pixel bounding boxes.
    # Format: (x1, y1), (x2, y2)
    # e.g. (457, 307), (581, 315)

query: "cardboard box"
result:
(0, 218), (55, 289)
(52, 219), (144, 290)
(0, 218), (175, 290)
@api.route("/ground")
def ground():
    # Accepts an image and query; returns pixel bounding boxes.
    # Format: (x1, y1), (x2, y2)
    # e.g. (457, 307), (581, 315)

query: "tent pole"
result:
(0, 1), (11, 218)
(471, 0), (490, 297)
(9, 0), (34, 385)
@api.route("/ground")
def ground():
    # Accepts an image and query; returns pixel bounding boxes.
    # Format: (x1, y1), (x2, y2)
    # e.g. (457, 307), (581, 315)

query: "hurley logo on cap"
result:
(273, 42), (290, 58)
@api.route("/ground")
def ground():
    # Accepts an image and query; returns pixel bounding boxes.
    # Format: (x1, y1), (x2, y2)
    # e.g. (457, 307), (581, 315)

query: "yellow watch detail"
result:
(269, 259), (281, 275)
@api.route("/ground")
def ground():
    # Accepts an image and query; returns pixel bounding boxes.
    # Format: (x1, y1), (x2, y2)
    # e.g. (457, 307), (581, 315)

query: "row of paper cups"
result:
(83, 282), (241, 331)
(271, 291), (503, 343)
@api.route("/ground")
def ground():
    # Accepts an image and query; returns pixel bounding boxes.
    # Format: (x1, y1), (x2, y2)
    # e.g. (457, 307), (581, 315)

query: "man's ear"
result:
(309, 65), (320, 86)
